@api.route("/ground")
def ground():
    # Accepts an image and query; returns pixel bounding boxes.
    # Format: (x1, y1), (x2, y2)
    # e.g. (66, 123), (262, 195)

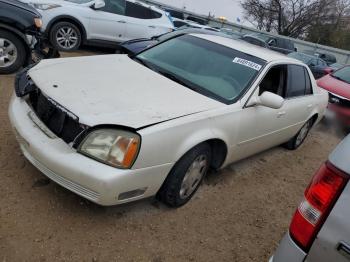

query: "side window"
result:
(319, 59), (327, 66)
(310, 59), (317, 66)
(286, 65), (307, 98)
(244, 37), (266, 47)
(304, 68), (313, 95)
(259, 65), (287, 97)
(99, 0), (126, 15)
(173, 21), (187, 28)
(125, 2), (162, 19)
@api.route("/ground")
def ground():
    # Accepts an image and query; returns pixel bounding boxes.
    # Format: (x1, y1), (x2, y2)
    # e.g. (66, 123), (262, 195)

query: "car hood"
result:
(4, 0), (41, 16)
(317, 74), (350, 99)
(28, 55), (223, 128)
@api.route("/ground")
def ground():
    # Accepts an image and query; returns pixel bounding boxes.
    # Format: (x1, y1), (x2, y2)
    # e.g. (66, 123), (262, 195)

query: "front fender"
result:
(135, 114), (228, 169)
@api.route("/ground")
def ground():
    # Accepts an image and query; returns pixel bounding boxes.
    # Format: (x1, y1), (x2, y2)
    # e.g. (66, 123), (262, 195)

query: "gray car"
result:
(270, 135), (350, 261)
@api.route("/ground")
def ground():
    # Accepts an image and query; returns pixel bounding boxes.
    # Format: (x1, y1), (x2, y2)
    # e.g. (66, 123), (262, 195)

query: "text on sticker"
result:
(232, 57), (262, 71)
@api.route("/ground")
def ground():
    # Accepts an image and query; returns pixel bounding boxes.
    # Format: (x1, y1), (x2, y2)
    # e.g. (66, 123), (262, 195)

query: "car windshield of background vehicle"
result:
(288, 52), (312, 64)
(332, 66), (350, 84)
(65, 0), (92, 3)
(136, 35), (266, 103)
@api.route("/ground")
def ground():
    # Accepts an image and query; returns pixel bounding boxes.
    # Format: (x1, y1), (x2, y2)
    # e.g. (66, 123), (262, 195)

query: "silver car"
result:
(271, 135), (350, 261)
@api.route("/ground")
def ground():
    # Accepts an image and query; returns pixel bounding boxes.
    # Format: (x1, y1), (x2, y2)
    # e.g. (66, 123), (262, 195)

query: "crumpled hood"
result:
(28, 55), (223, 128)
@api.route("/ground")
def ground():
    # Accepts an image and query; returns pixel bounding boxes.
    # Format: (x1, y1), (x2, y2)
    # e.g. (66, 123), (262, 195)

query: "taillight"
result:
(289, 161), (348, 251)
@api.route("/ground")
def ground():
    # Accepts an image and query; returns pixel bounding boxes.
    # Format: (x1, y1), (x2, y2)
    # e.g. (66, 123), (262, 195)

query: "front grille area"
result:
(28, 90), (86, 144)
(329, 93), (350, 108)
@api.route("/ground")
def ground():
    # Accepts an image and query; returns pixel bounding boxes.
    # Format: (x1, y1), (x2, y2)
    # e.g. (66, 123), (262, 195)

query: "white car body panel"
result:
(9, 35), (328, 205)
(22, 0), (174, 44)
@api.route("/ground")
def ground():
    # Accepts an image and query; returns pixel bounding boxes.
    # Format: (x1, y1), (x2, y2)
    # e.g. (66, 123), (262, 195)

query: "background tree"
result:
(241, 0), (331, 37)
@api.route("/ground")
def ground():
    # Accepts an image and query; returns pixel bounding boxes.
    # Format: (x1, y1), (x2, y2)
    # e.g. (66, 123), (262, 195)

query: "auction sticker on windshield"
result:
(233, 57), (262, 71)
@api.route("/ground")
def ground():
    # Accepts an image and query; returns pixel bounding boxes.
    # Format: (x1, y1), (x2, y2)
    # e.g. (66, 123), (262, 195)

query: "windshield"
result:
(332, 66), (350, 84)
(135, 35), (265, 103)
(288, 52), (312, 64)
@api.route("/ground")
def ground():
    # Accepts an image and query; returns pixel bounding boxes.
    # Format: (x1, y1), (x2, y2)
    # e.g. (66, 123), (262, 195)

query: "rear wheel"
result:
(284, 118), (313, 150)
(0, 29), (26, 74)
(158, 143), (211, 207)
(50, 22), (81, 51)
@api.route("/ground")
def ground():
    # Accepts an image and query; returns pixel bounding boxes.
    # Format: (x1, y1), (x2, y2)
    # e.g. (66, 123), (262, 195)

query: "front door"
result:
(233, 64), (313, 162)
(88, 0), (127, 42)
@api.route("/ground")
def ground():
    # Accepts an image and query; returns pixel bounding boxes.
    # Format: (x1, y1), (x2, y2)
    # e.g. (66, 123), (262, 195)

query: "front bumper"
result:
(9, 95), (173, 206)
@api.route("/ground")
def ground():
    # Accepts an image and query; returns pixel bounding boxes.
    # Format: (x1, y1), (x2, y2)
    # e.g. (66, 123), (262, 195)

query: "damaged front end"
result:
(15, 67), (88, 145)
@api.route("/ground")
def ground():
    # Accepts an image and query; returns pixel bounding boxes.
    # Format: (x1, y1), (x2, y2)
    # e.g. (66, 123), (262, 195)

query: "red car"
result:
(317, 65), (350, 125)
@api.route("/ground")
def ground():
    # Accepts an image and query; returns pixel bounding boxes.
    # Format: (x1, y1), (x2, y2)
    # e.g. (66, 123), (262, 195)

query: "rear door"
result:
(124, 2), (163, 39)
(280, 64), (316, 137)
(88, 0), (127, 42)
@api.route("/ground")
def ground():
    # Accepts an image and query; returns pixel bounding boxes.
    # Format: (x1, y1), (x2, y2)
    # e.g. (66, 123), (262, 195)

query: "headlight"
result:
(78, 129), (141, 169)
(34, 18), (43, 28)
(32, 3), (61, 10)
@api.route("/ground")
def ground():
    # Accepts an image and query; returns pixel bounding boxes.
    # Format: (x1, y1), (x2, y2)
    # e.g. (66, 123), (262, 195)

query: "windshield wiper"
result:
(157, 70), (199, 91)
(133, 57), (156, 71)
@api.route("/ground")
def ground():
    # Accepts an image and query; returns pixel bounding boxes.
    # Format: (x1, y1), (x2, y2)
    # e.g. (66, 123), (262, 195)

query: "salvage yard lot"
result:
(0, 51), (344, 262)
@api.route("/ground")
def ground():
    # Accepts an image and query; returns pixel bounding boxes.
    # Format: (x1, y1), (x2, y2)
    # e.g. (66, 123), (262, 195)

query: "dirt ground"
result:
(0, 52), (345, 262)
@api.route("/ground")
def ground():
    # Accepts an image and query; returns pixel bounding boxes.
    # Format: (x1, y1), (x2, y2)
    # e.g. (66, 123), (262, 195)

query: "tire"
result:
(50, 22), (81, 51)
(158, 143), (212, 207)
(0, 29), (27, 74)
(284, 118), (313, 150)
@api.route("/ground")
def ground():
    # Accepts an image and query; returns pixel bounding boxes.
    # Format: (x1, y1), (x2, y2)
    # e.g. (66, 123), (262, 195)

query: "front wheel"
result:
(0, 29), (27, 74)
(284, 118), (313, 150)
(50, 22), (81, 51)
(158, 143), (212, 207)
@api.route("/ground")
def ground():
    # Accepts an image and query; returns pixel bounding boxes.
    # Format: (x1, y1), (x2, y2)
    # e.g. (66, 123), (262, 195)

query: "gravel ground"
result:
(0, 52), (345, 262)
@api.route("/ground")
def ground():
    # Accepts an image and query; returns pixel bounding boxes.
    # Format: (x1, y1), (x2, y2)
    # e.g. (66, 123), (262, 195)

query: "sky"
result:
(156, 0), (246, 24)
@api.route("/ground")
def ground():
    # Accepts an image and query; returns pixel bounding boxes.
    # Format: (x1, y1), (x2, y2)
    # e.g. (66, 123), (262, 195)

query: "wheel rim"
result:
(179, 154), (208, 200)
(56, 26), (78, 49)
(0, 38), (17, 68)
(296, 121), (310, 146)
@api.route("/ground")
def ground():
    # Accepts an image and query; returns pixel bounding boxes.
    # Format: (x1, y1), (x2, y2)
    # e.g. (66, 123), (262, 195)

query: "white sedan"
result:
(22, 0), (174, 51)
(9, 34), (328, 207)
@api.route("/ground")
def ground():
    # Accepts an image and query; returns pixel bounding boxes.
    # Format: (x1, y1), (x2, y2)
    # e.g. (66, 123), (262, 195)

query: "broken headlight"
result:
(78, 129), (141, 169)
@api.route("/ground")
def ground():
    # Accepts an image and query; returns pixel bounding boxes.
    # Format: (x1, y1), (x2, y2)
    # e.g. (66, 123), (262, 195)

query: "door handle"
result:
(117, 20), (126, 23)
(148, 25), (156, 28)
(337, 242), (350, 259)
(307, 104), (313, 109)
(277, 111), (286, 118)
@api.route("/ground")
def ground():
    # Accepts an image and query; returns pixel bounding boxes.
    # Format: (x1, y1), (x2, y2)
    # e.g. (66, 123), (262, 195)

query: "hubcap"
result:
(0, 38), (17, 68)
(56, 26), (78, 49)
(296, 121), (310, 146)
(179, 154), (208, 199)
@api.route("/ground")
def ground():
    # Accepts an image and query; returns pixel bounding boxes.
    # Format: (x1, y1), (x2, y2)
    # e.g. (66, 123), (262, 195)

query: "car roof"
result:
(191, 34), (299, 63)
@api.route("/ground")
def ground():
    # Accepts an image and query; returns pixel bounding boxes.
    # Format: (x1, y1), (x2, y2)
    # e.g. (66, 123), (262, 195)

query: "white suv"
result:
(23, 0), (174, 51)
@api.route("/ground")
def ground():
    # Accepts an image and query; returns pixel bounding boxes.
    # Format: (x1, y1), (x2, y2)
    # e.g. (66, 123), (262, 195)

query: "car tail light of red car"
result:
(289, 162), (349, 251)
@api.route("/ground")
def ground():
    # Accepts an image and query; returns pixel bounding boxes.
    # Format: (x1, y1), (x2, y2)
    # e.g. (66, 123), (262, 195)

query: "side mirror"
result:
(92, 0), (105, 9)
(247, 91), (284, 109)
